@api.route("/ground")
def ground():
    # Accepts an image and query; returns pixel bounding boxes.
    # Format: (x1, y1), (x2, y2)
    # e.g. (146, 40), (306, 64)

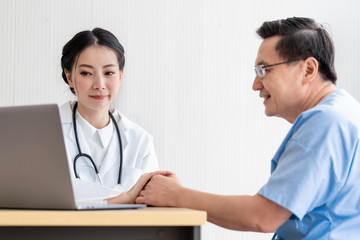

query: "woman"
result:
(60, 28), (160, 204)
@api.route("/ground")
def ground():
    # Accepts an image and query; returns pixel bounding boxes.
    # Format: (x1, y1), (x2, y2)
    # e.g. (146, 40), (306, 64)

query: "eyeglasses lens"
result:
(255, 65), (265, 78)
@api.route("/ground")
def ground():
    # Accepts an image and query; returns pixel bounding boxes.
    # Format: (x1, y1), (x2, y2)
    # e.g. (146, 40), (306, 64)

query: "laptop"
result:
(0, 104), (146, 210)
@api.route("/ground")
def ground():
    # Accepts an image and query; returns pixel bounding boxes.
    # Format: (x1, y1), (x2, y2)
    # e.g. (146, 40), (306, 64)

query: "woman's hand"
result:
(107, 171), (172, 204)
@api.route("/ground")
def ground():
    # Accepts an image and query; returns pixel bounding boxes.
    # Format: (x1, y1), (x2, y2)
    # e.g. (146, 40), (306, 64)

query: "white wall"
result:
(1, 0), (359, 239)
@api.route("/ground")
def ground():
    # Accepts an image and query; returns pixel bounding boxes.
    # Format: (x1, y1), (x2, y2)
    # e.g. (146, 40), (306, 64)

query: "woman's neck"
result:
(76, 103), (110, 129)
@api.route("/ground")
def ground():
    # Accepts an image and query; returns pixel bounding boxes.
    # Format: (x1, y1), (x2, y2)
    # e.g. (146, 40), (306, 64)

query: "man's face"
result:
(252, 36), (305, 123)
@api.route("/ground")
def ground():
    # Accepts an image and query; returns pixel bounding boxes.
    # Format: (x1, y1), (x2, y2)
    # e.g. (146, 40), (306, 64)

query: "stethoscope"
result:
(72, 102), (123, 185)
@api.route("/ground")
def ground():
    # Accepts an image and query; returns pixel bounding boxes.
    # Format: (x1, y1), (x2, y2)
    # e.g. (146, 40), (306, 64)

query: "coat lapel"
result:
(61, 102), (96, 182)
(60, 102), (131, 186)
(98, 111), (129, 183)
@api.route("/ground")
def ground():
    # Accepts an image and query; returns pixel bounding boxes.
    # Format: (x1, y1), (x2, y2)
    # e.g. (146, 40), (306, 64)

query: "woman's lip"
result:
(90, 95), (108, 100)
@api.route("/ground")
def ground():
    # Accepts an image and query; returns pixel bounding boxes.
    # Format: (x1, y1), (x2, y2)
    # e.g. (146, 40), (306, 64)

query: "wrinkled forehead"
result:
(255, 36), (282, 65)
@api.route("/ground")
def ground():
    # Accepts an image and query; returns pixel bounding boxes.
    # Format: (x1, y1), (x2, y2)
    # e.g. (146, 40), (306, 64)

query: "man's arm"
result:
(136, 174), (292, 232)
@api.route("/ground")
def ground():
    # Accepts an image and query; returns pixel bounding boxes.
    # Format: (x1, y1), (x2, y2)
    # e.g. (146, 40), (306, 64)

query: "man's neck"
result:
(285, 78), (337, 124)
(303, 80), (336, 111)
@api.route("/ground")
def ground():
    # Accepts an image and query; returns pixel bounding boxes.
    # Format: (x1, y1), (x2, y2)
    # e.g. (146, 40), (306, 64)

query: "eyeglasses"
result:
(254, 58), (305, 79)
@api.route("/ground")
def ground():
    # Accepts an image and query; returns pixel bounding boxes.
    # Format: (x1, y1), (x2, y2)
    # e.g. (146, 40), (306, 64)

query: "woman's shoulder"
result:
(112, 109), (153, 139)
(58, 101), (74, 124)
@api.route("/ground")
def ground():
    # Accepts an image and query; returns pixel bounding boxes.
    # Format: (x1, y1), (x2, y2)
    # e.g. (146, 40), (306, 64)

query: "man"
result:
(136, 17), (360, 239)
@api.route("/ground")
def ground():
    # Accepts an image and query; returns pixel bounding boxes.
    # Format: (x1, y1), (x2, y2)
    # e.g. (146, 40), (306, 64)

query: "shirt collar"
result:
(97, 120), (114, 148)
(76, 111), (114, 149)
(60, 101), (129, 150)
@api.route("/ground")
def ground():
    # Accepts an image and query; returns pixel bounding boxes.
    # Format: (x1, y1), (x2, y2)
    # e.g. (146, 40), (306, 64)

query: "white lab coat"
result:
(59, 101), (158, 200)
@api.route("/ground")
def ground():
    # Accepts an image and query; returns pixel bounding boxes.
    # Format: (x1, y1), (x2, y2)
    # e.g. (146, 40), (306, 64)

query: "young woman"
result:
(60, 28), (161, 204)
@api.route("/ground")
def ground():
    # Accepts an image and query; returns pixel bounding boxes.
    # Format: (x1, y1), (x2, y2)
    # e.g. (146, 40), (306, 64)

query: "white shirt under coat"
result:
(59, 101), (159, 200)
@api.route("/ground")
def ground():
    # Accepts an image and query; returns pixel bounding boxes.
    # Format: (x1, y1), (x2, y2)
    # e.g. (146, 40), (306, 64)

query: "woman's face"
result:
(66, 45), (123, 114)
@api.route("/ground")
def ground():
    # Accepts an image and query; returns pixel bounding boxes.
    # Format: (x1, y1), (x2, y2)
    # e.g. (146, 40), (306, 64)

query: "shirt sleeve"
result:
(258, 112), (345, 220)
(140, 135), (159, 173)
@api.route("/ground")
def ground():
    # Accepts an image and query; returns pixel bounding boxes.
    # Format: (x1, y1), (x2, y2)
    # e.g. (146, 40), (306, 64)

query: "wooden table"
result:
(0, 207), (207, 240)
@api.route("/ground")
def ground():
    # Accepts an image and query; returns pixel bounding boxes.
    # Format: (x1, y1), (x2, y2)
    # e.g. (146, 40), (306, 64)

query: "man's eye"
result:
(264, 68), (271, 72)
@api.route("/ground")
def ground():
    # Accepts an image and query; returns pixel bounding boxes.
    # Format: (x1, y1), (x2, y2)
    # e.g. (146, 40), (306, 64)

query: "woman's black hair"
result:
(61, 28), (125, 94)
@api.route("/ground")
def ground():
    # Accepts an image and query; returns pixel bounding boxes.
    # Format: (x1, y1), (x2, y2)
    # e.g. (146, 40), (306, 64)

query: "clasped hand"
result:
(107, 170), (181, 206)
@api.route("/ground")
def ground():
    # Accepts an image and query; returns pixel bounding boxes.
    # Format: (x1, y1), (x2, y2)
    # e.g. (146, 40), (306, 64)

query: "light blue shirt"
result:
(258, 89), (360, 239)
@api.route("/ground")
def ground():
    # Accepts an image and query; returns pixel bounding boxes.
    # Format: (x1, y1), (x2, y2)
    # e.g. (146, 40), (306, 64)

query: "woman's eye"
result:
(80, 71), (91, 76)
(105, 72), (115, 76)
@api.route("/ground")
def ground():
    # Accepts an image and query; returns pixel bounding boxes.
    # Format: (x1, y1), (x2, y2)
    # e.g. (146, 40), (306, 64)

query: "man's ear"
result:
(64, 69), (74, 88)
(303, 57), (318, 84)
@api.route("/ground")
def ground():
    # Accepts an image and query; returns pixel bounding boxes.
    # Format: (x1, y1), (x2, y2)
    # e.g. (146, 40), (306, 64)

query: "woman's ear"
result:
(119, 69), (124, 84)
(64, 69), (74, 88)
(303, 57), (318, 84)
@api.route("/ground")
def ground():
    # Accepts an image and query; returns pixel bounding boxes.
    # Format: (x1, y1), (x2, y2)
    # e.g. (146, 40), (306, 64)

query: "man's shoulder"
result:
(298, 89), (360, 125)
(291, 90), (360, 146)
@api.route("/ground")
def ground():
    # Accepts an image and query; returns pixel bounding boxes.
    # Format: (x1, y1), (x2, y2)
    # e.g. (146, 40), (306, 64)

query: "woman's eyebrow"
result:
(78, 64), (93, 68)
(103, 64), (116, 68)
(78, 64), (116, 68)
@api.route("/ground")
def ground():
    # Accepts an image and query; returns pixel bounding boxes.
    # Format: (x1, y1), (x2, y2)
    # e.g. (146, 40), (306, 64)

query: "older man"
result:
(137, 17), (360, 239)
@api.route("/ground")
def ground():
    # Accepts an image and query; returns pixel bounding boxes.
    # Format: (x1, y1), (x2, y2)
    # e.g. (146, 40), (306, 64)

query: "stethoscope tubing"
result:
(72, 102), (123, 185)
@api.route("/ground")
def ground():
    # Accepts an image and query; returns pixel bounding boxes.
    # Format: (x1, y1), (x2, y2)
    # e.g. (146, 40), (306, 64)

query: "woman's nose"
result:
(93, 74), (106, 89)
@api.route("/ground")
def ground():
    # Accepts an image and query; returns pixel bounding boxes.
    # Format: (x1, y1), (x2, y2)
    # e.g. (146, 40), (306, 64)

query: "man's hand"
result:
(107, 171), (172, 204)
(136, 173), (182, 207)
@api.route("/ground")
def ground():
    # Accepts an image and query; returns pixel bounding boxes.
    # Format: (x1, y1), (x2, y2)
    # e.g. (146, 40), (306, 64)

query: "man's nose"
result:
(252, 76), (263, 91)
